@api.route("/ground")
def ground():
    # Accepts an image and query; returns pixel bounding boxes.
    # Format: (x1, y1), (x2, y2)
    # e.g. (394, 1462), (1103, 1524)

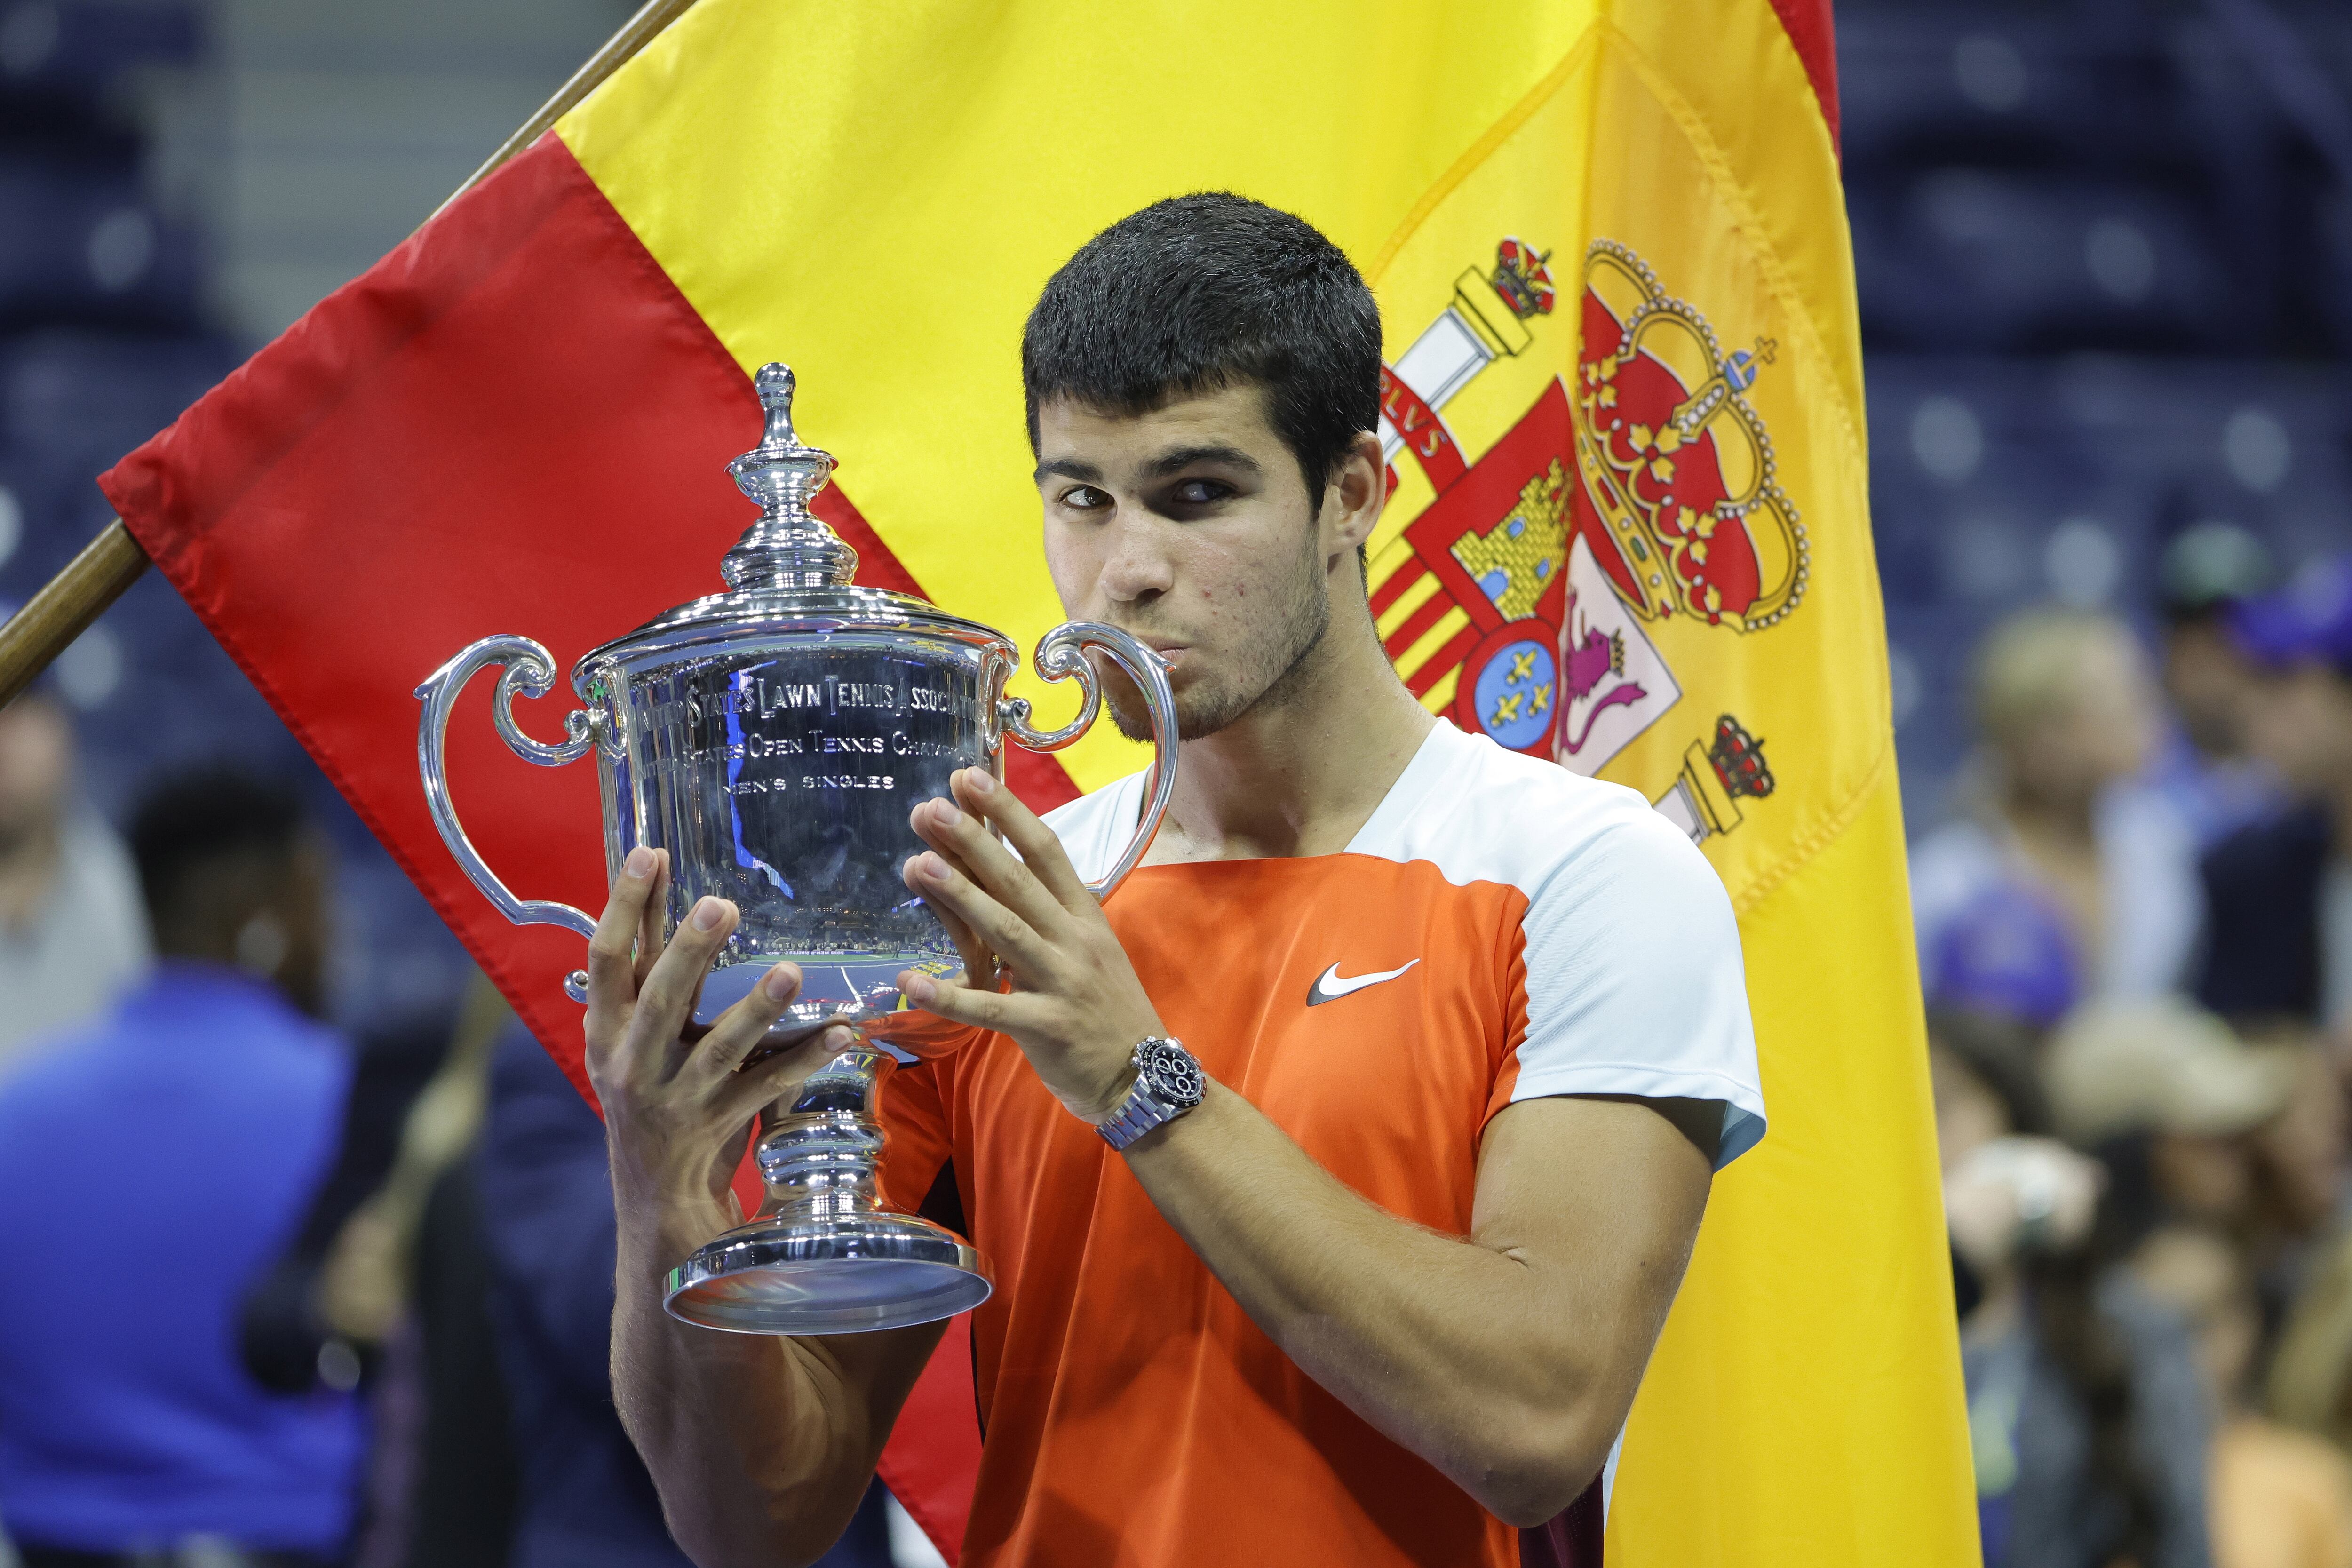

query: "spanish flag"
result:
(97, 1), (1975, 1562)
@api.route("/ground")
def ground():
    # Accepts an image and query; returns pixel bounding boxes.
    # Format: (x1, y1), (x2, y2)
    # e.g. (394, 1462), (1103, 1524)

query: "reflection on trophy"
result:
(414, 362), (1178, 1335)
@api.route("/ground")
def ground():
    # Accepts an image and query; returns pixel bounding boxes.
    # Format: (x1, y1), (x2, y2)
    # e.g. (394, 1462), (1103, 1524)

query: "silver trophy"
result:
(416, 362), (1177, 1334)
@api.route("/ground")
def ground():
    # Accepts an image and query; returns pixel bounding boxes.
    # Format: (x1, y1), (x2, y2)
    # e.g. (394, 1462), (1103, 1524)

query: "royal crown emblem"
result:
(1570, 240), (1807, 631)
(1491, 237), (1556, 319)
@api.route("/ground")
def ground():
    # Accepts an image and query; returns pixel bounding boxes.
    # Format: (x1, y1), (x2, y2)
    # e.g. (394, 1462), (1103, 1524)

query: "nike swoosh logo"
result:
(1305, 959), (1420, 1007)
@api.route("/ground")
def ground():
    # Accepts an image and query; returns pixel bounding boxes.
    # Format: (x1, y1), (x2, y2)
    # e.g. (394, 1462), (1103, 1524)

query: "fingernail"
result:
(904, 973), (936, 1005)
(931, 800), (963, 828)
(691, 897), (726, 931)
(822, 1024), (857, 1050)
(965, 768), (997, 795)
(624, 845), (654, 879)
(917, 852), (947, 880)
(760, 964), (797, 1003)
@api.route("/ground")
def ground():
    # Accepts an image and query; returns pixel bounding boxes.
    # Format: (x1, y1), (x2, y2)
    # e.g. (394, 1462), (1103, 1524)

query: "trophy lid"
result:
(719, 362), (858, 591)
(572, 361), (1010, 684)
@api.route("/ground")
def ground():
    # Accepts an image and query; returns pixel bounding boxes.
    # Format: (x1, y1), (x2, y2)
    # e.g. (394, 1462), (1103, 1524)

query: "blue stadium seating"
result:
(0, 156), (202, 331)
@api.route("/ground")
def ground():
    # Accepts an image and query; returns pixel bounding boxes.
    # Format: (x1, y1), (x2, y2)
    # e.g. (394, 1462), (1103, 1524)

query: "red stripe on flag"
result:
(101, 127), (997, 1563)
(100, 131), (1073, 1109)
(1764, 0), (1839, 149)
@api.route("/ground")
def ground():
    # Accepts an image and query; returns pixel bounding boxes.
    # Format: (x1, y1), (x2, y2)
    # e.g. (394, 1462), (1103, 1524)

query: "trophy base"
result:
(664, 1212), (991, 1335)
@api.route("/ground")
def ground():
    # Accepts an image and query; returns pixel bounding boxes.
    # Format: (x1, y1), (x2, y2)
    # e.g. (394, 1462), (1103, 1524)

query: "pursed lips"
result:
(1085, 621), (1191, 670)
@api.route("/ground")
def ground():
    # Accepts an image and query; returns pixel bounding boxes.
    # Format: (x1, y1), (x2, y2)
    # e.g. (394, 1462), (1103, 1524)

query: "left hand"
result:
(895, 767), (1167, 1123)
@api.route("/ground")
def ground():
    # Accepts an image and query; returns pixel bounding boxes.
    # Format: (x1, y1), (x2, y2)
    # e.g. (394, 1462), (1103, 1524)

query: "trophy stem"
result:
(664, 1029), (992, 1335)
(755, 1043), (893, 1223)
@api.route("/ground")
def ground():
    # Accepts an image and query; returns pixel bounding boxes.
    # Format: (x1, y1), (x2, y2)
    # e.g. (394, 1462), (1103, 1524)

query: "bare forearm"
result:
(611, 1201), (939, 1568)
(1122, 1084), (1703, 1524)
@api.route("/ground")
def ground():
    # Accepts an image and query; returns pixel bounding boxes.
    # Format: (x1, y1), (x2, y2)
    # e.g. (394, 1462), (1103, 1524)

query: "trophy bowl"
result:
(416, 362), (1177, 1334)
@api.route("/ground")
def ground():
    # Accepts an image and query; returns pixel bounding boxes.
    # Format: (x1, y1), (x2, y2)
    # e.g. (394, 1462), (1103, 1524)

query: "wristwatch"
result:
(1095, 1036), (1205, 1150)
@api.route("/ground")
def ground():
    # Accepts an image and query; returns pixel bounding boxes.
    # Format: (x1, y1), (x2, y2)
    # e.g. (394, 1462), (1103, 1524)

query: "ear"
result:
(1324, 429), (1387, 559)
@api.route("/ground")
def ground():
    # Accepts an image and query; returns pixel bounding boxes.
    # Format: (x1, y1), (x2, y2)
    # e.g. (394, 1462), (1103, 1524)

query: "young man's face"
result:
(1033, 382), (1369, 740)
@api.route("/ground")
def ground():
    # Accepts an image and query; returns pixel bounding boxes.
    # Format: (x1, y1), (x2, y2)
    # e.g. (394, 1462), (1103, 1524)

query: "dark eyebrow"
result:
(1143, 444), (1261, 480)
(1033, 456), (1105, 484)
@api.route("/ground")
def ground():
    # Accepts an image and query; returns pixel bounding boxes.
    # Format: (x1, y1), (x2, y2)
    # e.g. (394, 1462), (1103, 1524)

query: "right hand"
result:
(583, 844), (856, 1233)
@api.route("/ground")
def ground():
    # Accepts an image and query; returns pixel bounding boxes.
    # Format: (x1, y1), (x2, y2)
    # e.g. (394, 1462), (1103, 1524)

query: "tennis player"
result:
(588, 193), (1764, 1568)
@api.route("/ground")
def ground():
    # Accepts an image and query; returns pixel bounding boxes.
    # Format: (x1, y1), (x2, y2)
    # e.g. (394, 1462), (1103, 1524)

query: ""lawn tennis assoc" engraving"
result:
(636, 669), (981, 796)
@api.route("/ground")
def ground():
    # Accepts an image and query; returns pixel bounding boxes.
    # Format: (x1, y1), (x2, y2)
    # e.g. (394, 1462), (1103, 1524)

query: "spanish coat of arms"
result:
(1369, 237), (1798, 844)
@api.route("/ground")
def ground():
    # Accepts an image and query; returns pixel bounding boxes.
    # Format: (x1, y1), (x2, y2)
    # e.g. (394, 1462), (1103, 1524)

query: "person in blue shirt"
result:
(0, 768), (365, 1567)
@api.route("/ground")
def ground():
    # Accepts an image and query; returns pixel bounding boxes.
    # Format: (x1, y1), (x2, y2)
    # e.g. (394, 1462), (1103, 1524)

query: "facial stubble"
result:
(1102, 526), (1332, 743)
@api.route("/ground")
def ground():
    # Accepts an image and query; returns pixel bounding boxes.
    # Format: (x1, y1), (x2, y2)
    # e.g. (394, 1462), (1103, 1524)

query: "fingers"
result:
(633, 893), (739, 1053)
(585, 846), (663, 1059)
(713, 1023), (861, 1124)
(900, 850), (997, 985)
(679, 961), (804, 1087)
(954, 767), (1092, 911)
(902, 847), (1054, 974)
(910, 786), (1065, 936)
(898, 968), (1022, 1034)
(633, 848), (670, 989)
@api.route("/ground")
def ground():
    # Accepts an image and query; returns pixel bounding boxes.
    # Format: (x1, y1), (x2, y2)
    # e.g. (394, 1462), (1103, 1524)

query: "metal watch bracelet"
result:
(1096, 1035), (1204, 1151)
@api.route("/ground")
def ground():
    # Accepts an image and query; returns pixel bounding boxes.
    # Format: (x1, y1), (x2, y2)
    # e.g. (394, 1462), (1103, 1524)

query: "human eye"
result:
(1168, 478), (1233, 507)
(1059, 484), (1112, 510)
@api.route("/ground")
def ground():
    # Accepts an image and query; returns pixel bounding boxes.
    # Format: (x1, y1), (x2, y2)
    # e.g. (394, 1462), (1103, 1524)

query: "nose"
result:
(1097, 510), (1174, 609)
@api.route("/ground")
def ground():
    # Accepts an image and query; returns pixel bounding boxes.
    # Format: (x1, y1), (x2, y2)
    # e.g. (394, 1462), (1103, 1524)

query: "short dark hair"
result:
(129, 766), (304, 922)
(1023, 193), (1383, 510)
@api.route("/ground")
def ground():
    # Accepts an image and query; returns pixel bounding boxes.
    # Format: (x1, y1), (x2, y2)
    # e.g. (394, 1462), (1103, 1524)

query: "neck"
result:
(1152, 586), (1434, 862)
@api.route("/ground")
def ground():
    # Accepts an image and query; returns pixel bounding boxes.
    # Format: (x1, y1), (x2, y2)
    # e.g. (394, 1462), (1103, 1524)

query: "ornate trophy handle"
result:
(1000, 621), (1178, 900)
(415, 634), (599, 1001)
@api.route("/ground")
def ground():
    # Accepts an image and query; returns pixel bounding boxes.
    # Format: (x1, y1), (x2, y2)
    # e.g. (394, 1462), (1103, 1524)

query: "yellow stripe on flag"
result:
(557, 0), (1598, 792)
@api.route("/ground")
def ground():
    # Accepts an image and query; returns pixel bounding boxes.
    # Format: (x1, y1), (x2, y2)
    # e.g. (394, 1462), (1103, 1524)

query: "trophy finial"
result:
(755, 362), (800, 445)
(723, 360), (857, 590)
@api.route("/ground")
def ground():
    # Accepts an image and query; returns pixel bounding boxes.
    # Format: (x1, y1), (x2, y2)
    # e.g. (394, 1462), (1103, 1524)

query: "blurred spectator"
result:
(2045, 1000), (2300, 1244)
(2246, 1043), (2348, 1274)
(0, 768), (364, 1566)
(2135, 1227), (2352, 1568)
(235, 978), (521, 1568)
(1913, 609), (2199, 1027)
(2270, 1233), (2352, 1461)
(2197, 555), (2352, 1033)
(0, 688), (150, 1077)
(472, 1023), (894, 1568)
(1933, 1010), (2214, 1568)
(2150, 525), (2282, 851)
(2044, 1003), (2347, 1403)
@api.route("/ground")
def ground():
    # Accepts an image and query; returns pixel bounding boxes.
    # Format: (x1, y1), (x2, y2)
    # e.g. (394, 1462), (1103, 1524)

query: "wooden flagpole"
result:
(0, 0), (700, 709)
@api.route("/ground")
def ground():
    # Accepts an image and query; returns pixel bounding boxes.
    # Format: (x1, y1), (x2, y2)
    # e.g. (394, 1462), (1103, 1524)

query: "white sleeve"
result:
(1504, 806), (1765, 1169)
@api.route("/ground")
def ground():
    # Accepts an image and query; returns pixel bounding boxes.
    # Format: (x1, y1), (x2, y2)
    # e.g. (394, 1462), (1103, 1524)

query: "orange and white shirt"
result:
(879, 719), (1764, 1568)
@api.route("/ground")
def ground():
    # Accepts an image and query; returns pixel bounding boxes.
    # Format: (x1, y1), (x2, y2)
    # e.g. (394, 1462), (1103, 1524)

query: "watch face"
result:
(1138, 1039), (1204, 1107)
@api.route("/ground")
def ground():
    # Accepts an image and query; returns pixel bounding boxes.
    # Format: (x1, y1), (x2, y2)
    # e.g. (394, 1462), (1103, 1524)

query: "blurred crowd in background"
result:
(0, 2), (2346, 1567)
